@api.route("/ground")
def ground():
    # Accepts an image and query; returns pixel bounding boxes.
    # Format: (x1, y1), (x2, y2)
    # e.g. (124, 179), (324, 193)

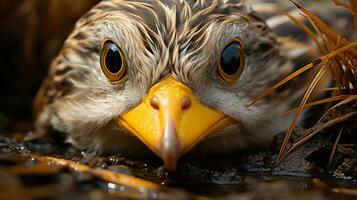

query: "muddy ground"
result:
(0, 106), (356, 199)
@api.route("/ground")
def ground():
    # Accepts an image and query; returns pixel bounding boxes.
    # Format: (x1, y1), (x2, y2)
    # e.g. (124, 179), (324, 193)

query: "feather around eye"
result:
(217, 38), (245, 84)
(100, 40), (127, 84)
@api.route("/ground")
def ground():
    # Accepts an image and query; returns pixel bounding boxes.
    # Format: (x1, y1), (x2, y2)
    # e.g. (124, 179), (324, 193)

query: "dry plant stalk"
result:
(31, 155), (212, 200)
(251, 0), (357, 162)
(313, 178), (357, 196)
(33, 155), (160, 190)
(333, 188), (357, 196)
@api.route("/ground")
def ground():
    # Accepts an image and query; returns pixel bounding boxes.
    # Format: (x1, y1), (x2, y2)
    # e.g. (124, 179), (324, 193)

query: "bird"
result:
(33, 0), (352, 170)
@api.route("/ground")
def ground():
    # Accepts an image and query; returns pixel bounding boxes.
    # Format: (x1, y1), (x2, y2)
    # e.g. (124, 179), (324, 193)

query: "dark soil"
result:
(0, 107), (356, 200)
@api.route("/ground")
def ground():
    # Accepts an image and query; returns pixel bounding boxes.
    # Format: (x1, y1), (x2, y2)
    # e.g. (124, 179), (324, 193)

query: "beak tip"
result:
(161, 121), (180, 171)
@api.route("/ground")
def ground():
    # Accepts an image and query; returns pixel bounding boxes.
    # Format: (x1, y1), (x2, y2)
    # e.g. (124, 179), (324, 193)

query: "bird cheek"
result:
(117, 76), (237, 170)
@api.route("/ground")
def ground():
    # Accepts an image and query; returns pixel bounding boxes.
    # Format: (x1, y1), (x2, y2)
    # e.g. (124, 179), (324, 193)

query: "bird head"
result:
(35, 0), (295, 170)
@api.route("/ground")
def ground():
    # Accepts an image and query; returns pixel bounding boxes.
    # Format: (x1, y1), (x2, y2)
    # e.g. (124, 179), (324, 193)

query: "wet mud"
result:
(0, 115), (356, 200)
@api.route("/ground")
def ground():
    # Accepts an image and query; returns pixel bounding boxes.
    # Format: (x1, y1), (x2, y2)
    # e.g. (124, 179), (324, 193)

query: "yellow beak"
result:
(118, 76), (236, 170)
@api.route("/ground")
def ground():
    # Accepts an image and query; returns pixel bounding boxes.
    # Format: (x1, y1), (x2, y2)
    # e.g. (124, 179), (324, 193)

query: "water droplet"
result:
(108, 183), (116, 190)
(151, 192), (158, 199)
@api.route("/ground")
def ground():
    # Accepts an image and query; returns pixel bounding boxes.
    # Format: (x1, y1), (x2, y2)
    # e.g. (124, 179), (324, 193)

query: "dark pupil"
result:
(220, 42), (242, 75)
(105, 43), (122, 74)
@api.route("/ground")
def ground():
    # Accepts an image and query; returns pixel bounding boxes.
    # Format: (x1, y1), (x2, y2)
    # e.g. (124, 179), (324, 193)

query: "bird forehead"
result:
(80, 0), (254, 43)
(78, 0), (269, 62)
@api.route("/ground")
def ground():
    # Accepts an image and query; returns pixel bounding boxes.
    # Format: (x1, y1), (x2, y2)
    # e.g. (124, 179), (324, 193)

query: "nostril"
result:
(150, 96), (160, 110)
(181, 96), (192, 110)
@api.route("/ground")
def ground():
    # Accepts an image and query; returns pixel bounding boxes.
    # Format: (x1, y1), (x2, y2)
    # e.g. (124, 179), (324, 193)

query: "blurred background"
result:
(0, 0), (100, 127)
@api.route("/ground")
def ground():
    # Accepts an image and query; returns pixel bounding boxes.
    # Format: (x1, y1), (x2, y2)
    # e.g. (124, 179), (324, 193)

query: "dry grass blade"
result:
(286, 112), (357, 156)
(284, 12), (324, 51)
(291, 1), (349, 46)
(278, 65), (327, 162)
(333, 0), (353, 11)
(333, 188), (357, 196)
(321, 87), (339, 91)
(314, 178), (357, 197)
(32, 155), (212, 200)
(319, 95), (357, 122)
(249, 43), (357, 107)
(329, 128), (343, 164)
(33, 155), (160, 191)
(249, 62), (314, 107)
(270, 0), (357, 162)
(283, 95), (349, 115)
(291, 0), (357, 93)
(331, 95), (357, 110)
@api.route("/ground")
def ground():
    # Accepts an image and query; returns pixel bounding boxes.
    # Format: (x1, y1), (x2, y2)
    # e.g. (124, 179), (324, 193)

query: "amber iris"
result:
(100, 40), (126, 83)
(218, 39), (245, 83)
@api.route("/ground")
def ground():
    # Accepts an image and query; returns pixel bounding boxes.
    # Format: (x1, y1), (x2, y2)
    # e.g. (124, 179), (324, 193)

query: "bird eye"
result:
(217, 39), (245, 84)
(100, 40), (126, 83)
